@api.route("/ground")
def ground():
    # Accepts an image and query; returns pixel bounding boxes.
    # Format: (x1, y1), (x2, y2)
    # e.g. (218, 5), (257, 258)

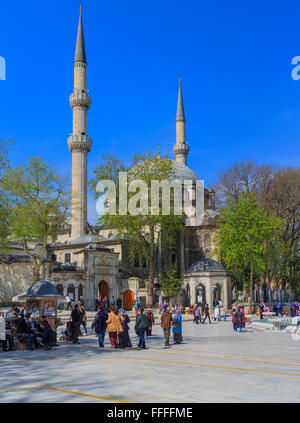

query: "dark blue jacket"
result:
(94, 310), (108, 334)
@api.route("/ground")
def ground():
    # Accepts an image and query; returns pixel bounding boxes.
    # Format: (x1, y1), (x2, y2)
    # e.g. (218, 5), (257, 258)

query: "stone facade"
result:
(0, 6), (231, 311)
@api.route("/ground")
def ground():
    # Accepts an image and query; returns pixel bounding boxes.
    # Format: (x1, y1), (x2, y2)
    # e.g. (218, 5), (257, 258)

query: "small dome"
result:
(173, 161), (199, 182)
(25, 280), (59, 297)
(71, 232), (107, 245)
(188, 258), (225, 273)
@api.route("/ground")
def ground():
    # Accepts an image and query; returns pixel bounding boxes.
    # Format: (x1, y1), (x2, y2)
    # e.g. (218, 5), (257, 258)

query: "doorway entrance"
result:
(98, 280), (109, 302)
(123, 290), (134, 310)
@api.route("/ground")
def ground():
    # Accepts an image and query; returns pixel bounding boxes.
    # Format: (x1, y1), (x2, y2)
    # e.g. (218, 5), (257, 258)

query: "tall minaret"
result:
(173, 77), (189, 165)
(68, 5), (92, 240)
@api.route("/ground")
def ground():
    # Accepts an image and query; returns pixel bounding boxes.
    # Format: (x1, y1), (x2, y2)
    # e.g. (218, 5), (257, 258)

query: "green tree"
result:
(0, 139), (11, 249)
(214, 191), (281, 312)
(1, 156), (70, 281)
(160, 265), (182, 301)
(89, 152), (184, 306)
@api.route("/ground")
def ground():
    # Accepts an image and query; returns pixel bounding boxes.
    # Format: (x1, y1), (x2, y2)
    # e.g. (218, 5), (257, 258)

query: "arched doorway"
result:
(67, 284), (75, 301)
(213, 283), (222, 307)
(195, 284), (206, 304)
(56, 284), (64, 296)
(99, 280), (109, 302)
(123, 290), (134, 310)
(186, 284), (190, 306)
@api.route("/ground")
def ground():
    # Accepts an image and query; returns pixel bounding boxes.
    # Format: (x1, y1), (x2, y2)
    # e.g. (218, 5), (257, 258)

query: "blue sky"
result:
(1, 0), (300, 223)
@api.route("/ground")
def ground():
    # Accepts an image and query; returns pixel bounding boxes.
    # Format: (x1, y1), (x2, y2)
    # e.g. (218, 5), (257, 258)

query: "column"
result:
(75, 286), (79, 302)
(206, 282), (213, 312)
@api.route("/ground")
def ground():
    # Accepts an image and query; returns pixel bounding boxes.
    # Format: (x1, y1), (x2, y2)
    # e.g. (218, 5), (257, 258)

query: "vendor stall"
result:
(19, 280), (64, 330)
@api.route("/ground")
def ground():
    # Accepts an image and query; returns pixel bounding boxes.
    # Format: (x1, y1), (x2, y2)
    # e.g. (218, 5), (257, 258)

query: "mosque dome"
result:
(188, 258), (225, 273)
(24, 280), (60, 297)
(172, 160), (199, 182)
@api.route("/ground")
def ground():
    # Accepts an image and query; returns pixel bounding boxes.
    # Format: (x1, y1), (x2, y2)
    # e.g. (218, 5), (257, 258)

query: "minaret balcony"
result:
(68, 134), (92, 153)
(173, 142), (190, 156)
(69, 92), (91, 109)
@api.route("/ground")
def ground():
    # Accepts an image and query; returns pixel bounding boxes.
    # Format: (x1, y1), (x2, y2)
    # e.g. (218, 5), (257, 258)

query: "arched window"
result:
(56, 284), (64, 296)
(195, 284), (206, 303)
(67, 284), (75, 301)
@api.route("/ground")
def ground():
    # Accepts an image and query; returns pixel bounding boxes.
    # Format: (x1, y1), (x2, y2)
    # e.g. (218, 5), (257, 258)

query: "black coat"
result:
(236, 311), (244, 328)
(17, 318), (31, 334)
(71, 309), (81, 322)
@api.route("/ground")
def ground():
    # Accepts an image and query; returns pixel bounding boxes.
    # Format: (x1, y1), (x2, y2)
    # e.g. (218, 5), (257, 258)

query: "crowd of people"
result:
(87, 299), (183, 350)
(257, 301), (300, 319)
(4, 295), (300, 353)
(0, 304), (59, 352)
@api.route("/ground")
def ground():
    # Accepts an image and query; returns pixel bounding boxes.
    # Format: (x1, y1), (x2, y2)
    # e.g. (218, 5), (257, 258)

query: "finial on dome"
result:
(157, 143), (162, 159)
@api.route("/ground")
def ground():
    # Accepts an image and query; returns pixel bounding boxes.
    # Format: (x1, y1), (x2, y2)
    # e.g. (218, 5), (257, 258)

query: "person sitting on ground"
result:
(26, 314), (40, 348)
(38, 316), (58, 349)
(61, 320), (72, 341)
(106, 306), (124, 349)
(16, 314), (35, 350)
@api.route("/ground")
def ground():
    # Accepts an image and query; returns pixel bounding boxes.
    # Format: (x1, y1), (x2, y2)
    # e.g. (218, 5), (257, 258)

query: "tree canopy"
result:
(213, 191), (282, 310)
(89, 152), (185, 305)
(0, 156), (70, 280)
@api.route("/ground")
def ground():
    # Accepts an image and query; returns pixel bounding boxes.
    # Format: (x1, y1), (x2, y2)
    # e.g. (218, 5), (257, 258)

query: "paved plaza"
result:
(1, 317), (300, 403)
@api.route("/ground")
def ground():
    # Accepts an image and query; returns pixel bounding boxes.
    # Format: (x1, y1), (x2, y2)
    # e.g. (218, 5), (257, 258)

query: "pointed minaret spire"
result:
(173, 77), (189, 165)
(74, 4), (86, 64)
(68, 3), (91, 240)
(157, 143), (162, 159)
(176, 77), (185, 122)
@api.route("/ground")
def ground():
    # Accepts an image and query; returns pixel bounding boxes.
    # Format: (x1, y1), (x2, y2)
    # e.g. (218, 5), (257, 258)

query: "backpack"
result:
(138, 314), (149, 329)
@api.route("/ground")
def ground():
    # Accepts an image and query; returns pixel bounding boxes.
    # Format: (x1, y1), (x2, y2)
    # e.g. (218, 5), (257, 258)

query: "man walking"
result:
(91, 306), (108, 348)
(66, 295), (73, 311)
(71, 304), (81, 344)
(202, 304), (211, 324)
(161, 307), (172, 347)
(135, 307), (148, 350)
(194, 305), (201, 324)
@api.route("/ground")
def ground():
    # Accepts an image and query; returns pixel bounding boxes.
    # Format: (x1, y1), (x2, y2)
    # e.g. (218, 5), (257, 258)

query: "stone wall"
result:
(0, 262), (33, 300)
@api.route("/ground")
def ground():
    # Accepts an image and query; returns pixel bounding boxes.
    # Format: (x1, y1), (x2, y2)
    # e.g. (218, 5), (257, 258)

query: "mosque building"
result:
(0, 6), (231, 311)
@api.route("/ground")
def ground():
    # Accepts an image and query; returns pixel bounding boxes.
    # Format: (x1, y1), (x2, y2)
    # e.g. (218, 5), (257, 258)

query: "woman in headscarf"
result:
(106, 306), (124, 349)
(213, 305), (220, 321)
(118, 308), (132, 349)
(172, 309), (183, 344)
(146, 309), (155, 336)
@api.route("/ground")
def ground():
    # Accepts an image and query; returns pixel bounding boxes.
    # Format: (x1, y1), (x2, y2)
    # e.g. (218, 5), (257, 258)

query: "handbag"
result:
(172, 321), (180, 328)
